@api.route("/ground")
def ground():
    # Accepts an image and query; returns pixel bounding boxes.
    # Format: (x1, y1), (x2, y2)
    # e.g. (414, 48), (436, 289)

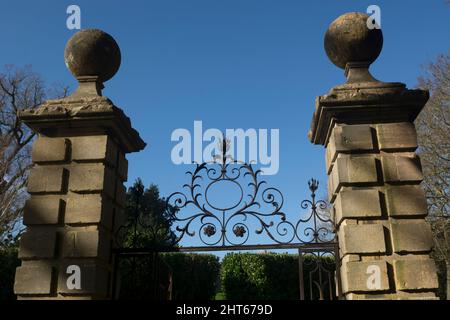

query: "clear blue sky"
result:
(1, 1), (448, 248)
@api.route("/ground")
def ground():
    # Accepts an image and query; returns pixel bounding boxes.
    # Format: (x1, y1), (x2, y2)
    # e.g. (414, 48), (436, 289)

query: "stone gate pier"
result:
(13, 29), (145, 299)
(309, 13), (439, 299)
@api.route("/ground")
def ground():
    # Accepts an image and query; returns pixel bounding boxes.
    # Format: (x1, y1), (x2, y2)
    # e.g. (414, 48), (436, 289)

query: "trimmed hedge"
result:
(221, 253), (336, 300)
(0, 246), (19, 300)
(162, 253), (221, 300)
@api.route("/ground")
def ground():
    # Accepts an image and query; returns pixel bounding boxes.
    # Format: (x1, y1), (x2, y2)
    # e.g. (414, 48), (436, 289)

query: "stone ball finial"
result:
(64, 29), (121, 83)
(324, 12), (383, 69)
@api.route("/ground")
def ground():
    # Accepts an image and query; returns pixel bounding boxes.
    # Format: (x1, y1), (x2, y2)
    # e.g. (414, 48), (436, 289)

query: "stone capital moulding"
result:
(19, 96), (146, 153)
(308, 86), (429, 146)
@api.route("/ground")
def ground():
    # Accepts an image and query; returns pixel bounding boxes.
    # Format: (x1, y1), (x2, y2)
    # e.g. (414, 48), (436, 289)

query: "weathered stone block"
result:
(69, 164), (104, 192)
(345, 293), (395, 300)
(70, 135), (117, 165)
(27, 166), (65, 193)
(394, 259), (438, 290)
(341, 254), (361, 264)
(334, 189), (381, 224)
(339, 224), (386, 254)
(65, 194), (113, 229)
(57, 262), (109, 298)
(385, 185), (427, 217)
(103, 167), (117, 199)
(327, 174), (336, 203)
(330, 155), (378, 193)
(23, 196), (61, 225)
(18, 230), (56, 259)
(32, 137), (68, 163)
(335, 124), (374, 152)
(341, 260), (390, 293)
(345, 292), (438, 300)
(14, 264), (53, 295)
(62, 230), (98, 258)
(394, 292), (439, 300)
(377, 123), (418, 151)
(326, 125), (373, 174)
(117, 152), (128, 182)
(69, 164), (115, 198)
(115, 184), (126, 207)
(325, 137), (336, 174)
(65, 194), (102, 224)
(391, 221), (434, 253)
(382, 155), (423, 182)
(62, 229), (110, 260)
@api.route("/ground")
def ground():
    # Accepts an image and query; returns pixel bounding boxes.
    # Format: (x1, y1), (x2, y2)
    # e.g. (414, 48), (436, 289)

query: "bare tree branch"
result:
(416, 50), (450, 299)
(0, 65), (69, 246)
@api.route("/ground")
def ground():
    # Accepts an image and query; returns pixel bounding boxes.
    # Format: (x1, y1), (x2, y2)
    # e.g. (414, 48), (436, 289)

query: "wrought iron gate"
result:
(112, 140), (342, 300)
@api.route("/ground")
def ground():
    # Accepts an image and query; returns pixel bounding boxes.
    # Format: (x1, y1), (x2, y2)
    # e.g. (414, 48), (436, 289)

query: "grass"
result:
(214, 292), (226, 300)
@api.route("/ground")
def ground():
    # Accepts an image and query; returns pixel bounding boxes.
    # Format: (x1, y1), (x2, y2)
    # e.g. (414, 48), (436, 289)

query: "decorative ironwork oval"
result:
(204, 179), (244, 211)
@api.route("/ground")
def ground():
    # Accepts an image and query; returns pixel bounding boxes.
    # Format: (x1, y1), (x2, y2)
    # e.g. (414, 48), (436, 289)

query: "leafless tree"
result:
(0, 65), (68, 246)
(416, 51), (450, 299)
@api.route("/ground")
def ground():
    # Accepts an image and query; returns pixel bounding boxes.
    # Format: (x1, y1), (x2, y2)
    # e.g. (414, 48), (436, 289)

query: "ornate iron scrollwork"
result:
(297, 179), (335, 243)
(164, 153), (286, 246)
(117, 139), (335, 249)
